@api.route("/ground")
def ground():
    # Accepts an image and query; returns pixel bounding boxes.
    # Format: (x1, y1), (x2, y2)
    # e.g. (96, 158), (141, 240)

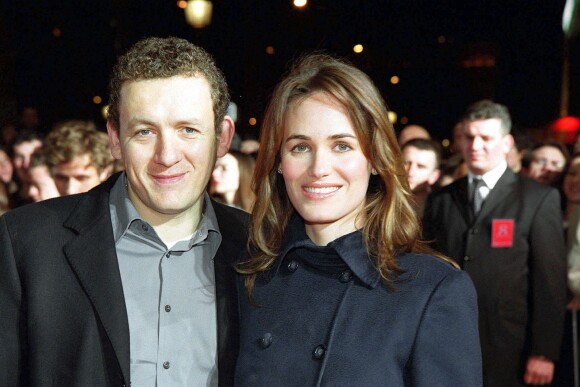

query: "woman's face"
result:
(564, 157), (580, 203)
(0, 149), (13, 184)
(210, 153), (240, 195)
(280, 93), (371, 242)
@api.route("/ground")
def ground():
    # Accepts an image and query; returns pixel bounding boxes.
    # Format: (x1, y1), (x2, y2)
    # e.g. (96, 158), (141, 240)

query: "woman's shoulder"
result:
(395, 252), (467, 284)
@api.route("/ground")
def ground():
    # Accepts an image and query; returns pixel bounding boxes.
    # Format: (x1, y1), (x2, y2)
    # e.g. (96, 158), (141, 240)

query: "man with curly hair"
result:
(44, 120), (114, 195)
(0, 36), (246, 387)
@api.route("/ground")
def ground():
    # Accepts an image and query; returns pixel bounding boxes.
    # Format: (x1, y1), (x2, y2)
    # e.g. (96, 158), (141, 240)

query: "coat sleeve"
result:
(409, 269), (482, 386)
(528, 188), (567, 360)
(0, 215), (23, 386)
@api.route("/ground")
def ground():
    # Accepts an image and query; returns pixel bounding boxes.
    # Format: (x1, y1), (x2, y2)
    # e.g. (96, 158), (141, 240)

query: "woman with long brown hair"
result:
(236, 53), (481, 386)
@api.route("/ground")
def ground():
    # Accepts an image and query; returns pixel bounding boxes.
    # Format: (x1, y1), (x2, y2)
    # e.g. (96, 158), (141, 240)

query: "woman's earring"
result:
(277, 166), (283, 174)
(371, 168), (378, 175)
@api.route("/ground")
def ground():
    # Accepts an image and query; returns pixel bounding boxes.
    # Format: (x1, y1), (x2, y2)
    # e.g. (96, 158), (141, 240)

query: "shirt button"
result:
(165, 305), (171, 312)
(165, 252), (171, 258)
(313, 345), (326, 360)
(287, 260), (299, 272)
(339, 270), (353, 283)
(163, 361), (170, 369)
(141, 224), (149, 232)
(259, 332), (273, 349)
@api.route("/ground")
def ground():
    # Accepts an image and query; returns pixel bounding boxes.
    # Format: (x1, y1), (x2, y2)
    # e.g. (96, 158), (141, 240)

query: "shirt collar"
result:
(468, 160), (507, 190)
(276, 214), (381, 288)
(109, 172), (220, 245)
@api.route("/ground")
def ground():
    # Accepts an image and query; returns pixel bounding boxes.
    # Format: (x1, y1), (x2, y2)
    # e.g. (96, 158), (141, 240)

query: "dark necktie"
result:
(472, 177), (485, 215)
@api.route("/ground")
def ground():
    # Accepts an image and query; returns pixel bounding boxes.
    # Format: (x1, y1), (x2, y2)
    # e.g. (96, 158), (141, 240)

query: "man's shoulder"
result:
(2, 178), (113, 229)
(429, 177), (466, 200)
(211, 200), (249, 227)
(211, 200), (249, 243)
(3, 194), (85, 224)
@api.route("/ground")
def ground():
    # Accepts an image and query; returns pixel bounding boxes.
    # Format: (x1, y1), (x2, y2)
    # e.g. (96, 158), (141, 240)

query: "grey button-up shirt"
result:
(109, 173), (221, 386)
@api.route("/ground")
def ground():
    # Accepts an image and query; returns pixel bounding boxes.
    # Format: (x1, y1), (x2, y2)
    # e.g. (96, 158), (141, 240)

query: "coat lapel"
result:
(62, 176), (130, 383)
(476, 169), (518, 220)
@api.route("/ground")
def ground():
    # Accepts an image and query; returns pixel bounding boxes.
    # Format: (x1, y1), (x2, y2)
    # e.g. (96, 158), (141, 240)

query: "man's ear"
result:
(216, 116), (235, 158)
(428, 169), (441, 186)
(106, 120), (123, 161)
(502, 134), (514, 155)
(99, 163), (115, 182)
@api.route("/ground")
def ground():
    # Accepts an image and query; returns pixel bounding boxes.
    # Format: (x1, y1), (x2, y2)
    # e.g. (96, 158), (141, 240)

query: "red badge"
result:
(491, 219), (514, 248)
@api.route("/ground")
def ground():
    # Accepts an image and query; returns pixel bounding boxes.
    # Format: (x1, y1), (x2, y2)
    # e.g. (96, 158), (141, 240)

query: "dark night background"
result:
(0, 0), (579, 145)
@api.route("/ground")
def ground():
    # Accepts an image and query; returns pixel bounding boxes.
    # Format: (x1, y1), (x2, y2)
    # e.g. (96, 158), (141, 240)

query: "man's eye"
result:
(137, 129), (151, 136)
(184, 127), (198, 134)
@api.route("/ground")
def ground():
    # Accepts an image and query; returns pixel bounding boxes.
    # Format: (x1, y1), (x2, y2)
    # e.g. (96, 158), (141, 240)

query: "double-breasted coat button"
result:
(313, 344), (326, 359)
(259, 332), (273, 348)
(463, 255), (471, 262)
(287, 260), (299, 272)
(339, 270), (353, 283)
(163, 361), (170, 369)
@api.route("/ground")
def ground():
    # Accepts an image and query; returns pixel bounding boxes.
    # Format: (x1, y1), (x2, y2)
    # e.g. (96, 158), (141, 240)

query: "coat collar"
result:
(275, 214), (381, 288)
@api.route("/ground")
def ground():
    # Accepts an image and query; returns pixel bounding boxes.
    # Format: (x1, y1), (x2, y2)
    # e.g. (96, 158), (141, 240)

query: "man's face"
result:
(0, 149), (13, 184)
(27, 165), (60, 202)
(13, 139), (42, 180)
(107, 76), (233, 223)
(462, 119), (512, 175)
(403, 145), (440, 194)
(527, 145), (567, 186)
(53, 153), (110, 196)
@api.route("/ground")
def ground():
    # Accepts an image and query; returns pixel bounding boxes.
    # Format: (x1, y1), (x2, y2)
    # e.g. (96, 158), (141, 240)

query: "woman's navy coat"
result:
(235, 216), (482, 386)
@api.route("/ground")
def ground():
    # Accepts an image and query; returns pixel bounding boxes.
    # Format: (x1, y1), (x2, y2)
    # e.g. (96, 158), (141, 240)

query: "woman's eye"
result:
(292, 144), (309, 152)
(336, 143), (351, 152)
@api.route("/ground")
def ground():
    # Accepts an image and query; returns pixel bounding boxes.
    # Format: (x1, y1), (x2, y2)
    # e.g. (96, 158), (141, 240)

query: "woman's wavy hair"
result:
(239, 53), (447, 296)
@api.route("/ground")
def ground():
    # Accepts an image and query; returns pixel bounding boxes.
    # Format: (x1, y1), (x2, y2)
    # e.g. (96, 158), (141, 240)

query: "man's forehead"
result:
(404, 147), (437, 164)
(464, 118), (503, 134)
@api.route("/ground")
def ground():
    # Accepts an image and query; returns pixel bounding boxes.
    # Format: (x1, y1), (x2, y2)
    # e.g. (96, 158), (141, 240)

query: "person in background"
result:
(506, 129), (533, 174)
(43, 120), (114, 196)
(239, 138), (260, 155)
(11, 130), (43, 207)
(26, 150), (60, 202)
(12, 130), (42, 183)
(565, 153), (580, 223)
(0, 180), (9, 215)
(19, 106), (42, 134)
(553, 152), (580, 386)
(209, 150), (256, 213)
(235, 53), (481, 386)
(402, 138), (441, 217)
(397, 124), (430, 147)
(0, 145), (15, 193)
(525, 140), (569, 187)
(0, 36), (246, 387)
(423, 99), (567, 386)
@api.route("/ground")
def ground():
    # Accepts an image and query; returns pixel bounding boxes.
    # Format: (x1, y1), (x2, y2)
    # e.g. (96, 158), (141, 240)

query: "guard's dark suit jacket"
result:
(423, 168), (567, 387)
(0, 173), (248, 387)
